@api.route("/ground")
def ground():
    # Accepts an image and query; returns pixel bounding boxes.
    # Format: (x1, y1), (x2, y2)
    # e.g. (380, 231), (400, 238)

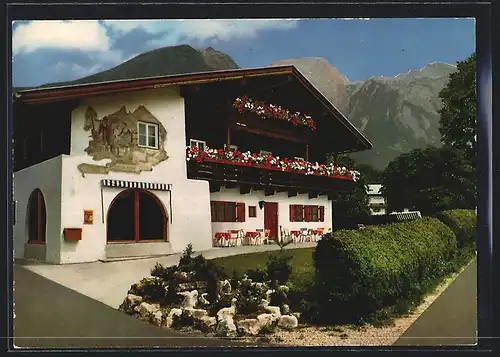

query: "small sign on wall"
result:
(84, 210), (94, 225)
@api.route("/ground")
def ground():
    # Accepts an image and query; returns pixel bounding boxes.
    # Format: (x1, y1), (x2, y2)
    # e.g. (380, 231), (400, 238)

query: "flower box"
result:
(186, 146), (360, 181)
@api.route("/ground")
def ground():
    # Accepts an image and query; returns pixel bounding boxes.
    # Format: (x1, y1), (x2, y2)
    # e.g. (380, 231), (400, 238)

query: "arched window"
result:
(26, 189), (46, 244)
(107, 189), (167, 242)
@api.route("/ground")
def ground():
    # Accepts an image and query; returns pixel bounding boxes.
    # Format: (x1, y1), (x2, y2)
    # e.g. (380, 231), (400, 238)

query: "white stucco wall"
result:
(210, 187), (333, 238)
(57, 87), (212, 263)
(13, 156), (63, 263)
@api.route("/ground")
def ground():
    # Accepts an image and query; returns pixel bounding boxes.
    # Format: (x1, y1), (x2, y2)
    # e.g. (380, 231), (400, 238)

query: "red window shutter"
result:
(304, 206), (311, 222)
(300, 205), (305, 222)
(237, 202), (246, 222)
(319, 206), (325, 222)
(289, 205), (295, 222)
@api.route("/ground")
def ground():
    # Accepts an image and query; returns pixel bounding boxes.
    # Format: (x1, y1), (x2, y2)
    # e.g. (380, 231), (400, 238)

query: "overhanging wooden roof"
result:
(14, 65), (372, 152)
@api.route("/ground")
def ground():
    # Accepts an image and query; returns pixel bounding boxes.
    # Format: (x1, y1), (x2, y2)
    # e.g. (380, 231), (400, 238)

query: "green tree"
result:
(380, 147), (476, 216)
(356, 163), (383, 184)
(329, 155), (371, 230)
(438, 52), (476, 162)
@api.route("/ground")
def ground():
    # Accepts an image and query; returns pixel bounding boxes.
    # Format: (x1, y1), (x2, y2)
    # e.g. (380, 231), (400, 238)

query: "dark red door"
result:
(264, 202), (279, 240)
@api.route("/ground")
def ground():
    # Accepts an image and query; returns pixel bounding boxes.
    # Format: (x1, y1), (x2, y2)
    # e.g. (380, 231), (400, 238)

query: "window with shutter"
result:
(289, 205), (295, 222)
(319, 206), (325, 222)
(237, 202), (246, 222)
(304, 206), (311, 222)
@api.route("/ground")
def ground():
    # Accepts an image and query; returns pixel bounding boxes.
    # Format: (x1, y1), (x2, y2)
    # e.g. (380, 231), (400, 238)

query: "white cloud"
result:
(103, 19), (299, 45)
(53, 61), (104, 79)
(12, 20), (110, 55)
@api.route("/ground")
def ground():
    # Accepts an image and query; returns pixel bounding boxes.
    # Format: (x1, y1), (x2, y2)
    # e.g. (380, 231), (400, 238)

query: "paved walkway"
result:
(16, 243), (316, 309)
(13, 265), (260, 349)
(393, 258), (477, 346)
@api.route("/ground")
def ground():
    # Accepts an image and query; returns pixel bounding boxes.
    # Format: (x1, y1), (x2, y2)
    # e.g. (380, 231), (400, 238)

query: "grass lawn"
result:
(211, 247), (315, 289)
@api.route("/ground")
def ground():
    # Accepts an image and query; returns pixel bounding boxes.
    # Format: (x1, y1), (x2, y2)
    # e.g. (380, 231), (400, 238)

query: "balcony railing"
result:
(186, 146), (359, 195)
(186, 146), (360, 181)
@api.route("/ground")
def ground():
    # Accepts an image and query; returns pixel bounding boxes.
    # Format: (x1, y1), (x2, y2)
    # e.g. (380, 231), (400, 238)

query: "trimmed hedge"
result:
(434, 209), (476, 249)
(312, 217), (458, 324)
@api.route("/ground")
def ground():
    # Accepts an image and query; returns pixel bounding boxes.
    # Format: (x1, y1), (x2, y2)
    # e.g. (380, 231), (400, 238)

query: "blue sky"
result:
(12, 18), (475, 88)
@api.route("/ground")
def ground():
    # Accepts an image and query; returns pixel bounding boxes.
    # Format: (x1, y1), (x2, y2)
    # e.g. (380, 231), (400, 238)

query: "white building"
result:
(13, 66), (372, 264)
(366, 184), (387, 215)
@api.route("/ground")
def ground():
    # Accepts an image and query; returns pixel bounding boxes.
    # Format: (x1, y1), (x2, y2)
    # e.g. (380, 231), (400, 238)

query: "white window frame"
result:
(190, 139), (206, 152)
(294, 156), (305, 161)
(138, 122), (159, 149)
(224, 144), (239, 152)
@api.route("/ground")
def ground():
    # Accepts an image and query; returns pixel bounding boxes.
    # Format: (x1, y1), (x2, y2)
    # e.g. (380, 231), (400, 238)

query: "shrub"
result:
(137, 277), (166, 303)
(434, 209), (476, 249)
(312, 217), (457, 324)
(236, 278), (267, 315)
(246, 268), (268, 282)
(151, 263), (178, 282)
(178, 243), (194, 269)
(266, 252), (293, 288)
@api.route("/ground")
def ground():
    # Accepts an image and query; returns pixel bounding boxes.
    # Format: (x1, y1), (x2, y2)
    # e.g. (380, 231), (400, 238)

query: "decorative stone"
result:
(278, 315), (298, 329)
(278, 285), (290, 293)
(215, 316), (237, 337)
(165, 308), (183, 328)
(217, 280), (232, 295)
(178, 281), (207, 292)
(216, 298), (237, 321)
(137, 302), (160, 320)
(264, 305), (281, 317)
(237, 318), (263, 336)
(119, 294), (143, 314)
(182, 308), (208, 320)
(256, 313), (275, 327)
(281, 304), (290, 315)
(152, 310), (163, 326)
(178, 290), (198, 309)
(216, 305), (235, 321)
(199, 293), (210, 307)
(197, 316), (217, 333)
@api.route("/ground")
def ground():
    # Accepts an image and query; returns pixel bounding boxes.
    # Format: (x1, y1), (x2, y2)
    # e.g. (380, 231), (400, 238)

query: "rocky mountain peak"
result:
(271, 57), (351, 115)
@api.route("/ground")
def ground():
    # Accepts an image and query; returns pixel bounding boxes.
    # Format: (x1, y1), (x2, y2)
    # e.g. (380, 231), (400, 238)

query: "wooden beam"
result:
(232, 124), (309, 144)
(240, 185), (251, 195)
(209, 182), (222, 193)
(264, 187), (275, 196)
(225, 183), (237, 189)
(308, 191), (319, 199)
(276, 187), (288, 193)
(226, 127), (231, 152)
(288, 190), (298, 198)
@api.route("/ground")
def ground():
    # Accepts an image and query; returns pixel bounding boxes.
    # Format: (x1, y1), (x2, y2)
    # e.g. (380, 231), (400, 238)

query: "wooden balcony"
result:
(187, 159), (355, 200)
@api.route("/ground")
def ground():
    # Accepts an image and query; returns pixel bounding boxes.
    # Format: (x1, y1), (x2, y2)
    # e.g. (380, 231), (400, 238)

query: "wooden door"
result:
(264, 202), (279, 240)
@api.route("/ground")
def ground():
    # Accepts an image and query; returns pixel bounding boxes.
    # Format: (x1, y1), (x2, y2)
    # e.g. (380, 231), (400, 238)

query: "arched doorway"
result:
(107, 189), (167, 242)
(26, 189), (47, 244)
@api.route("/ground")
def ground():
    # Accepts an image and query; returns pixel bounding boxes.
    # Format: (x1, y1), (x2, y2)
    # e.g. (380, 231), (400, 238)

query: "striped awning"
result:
(101, 179), (171, 191)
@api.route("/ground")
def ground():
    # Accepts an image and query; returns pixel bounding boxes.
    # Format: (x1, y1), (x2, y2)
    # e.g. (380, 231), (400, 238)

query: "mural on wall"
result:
(78, 105), (168, 176)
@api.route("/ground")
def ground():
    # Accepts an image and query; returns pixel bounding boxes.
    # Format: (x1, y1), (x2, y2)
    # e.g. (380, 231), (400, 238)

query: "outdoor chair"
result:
(280, 227), (292, 244)
(245, 231), (260, 246)
(290, 230), (301, 243)
(299, 228), (311, 243)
